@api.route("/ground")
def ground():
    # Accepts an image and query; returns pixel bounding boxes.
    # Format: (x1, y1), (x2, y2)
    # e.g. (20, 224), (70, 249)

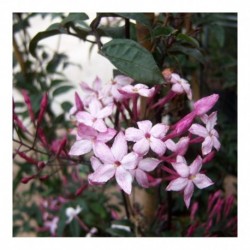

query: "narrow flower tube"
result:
(75, 92), (84, 112)
(37, 92), (48, 125)
(193, 94), (219, 116)
(21, 89), (35, 122)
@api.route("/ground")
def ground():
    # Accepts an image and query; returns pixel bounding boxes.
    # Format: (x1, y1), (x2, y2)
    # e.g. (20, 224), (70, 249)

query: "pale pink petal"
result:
(211, 129), (219, 138)
(96, 105), (113, 119)
(76, 111), (93, 126)
(193, 174), (213, 189)
(189, 124), (208, 138)
(184, 181), (194, 208)
(133, 138), (150, 156)
(202, 136), (213, 155)
(137, 120), (152, 133)
(176, 155), (187, 164)
(97, 128), (116, 143)
(121, 152), (138, 170)
(93, 142), (114, 164)
(90, 156), (102, 171)
(171, 162), (189, 178)
(111, 86), (125, 101)
(111, 132), (128, 161)
(189, 155), (203, 175)
(176, 137), (190, 155)
(206, 111), (217, 131)
(115, 167), (133, 194)
(93, 119), (107, 132)
(69, 140), (92, 156)
(125, 127), (144, 142)
(170, 73), (181, 84)
(114, 75), (134, 86)
(138, 86), (155, 97)
(172, 83), (184, 94)
(194, 94), (219, 116)
(80, 81), (95, 94)
(92, 76), (102, 91)
(212, 135), (221, 151)
(166, 177), (188, 191)
(89, 99), (102, 116)
(90, 164), (115, 183)
(181, 81), (192, 100)
(135, 169), (149, 188)
(77, 123), (97, 140)
(150, 123), (169, 138)
(120, 85), (135, 94)
(150, 137), (167, 156)
(138, 158), (161, 172)
(200, 114), (208, 124)
(165, 139), (177, 152)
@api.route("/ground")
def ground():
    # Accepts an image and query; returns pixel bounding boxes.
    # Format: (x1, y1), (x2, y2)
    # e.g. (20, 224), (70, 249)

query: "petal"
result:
(97, 128), (116, 143)
(76, 111), (93, 127)
(170, 73), (181, 84)
(176, 155), (187, 164)
(111, 131), (128, 161)
(92, 76), (102, 91)
(121, 152), (139, 170)
(120, 85), (135, 94)
(138, 158), (161, 172)
(184, 181), (194, 208)
(212, 135), (221, 151)
(172, 83), (184, 94)
(133, 138), (150, 156)
(80, 81), (95, 94)
(68, 140), (92, 156)
(93, 142), (114, 163)
(135, 169), (149, 188)
(166, 177), (188, 191)
(193, 174), (214, 189)
(171, 162), (189, 178)
(176, 137), (190, 155)
(189, 124), (208, 138)
(206, 111), (217, 131)
(90, 156), (102, 171)
(89, 99), (102, 116)
(93, 119), (107, 132)
(150, 123), (169, 139)
(202, 136), (213, 155)
(137, 120), (152, 133)
(77, 123), (97, 140)
(125, 127), (144, 142)
(165, 139), (177, 152)
(138, 86), (155, 97)
(114, 75), (134, 86)
(189, 155), (203, 175)
(150, 137), (167, 156)
(115, 167), (133, 194)
(97, 105), (113, 119)
(90, 164), (116, 183)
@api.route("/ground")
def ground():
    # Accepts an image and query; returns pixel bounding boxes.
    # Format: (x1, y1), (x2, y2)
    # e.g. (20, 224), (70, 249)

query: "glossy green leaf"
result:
(52, 85), (74, 97)
(169, 44), (205, 64)
(101, 39), (165, 84)
(115, 13), (151, 27)
(61, 13), (89, 26)
(152, 26), (176, 38)
(177, 33), (200, 48)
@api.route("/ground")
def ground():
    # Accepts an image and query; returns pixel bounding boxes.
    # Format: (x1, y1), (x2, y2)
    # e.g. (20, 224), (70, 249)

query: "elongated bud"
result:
(56, 138), (67, 156)
(75, 92), (84, 111)
(37, 161), (46, 170)
(13, 113), (28, 132)
(75, 183), (88, 196)
(194, 94), (219, 116)
(202, 151), (216, 164)
(37, 128), (48, 147)
(21, 175), (36, 184)
(37, 92), (48, 125)
(17, 151), (38, 165)
(21, 90), (35, 122)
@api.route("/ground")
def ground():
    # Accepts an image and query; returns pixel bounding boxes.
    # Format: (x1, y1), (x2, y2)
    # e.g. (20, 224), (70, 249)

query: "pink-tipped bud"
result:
(75, 92), (84, 111)
(37, 161), (46, 170)
(202, 151), (216, 164)
(37, 92), (48, 125)
(13, 113), (28, 132)
(75, 183), (88, 196)
(39, 175), (49, 181)
(21, 90), (35, 122)
(17, 151), (38, 165)
(56, 138), (67, 156)
(21, 175), (35, 184)
(37, 128), (48, 147)
(194, 94), (219, 116)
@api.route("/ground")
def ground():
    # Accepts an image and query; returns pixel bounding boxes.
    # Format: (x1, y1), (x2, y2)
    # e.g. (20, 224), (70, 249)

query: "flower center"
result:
(145, 132), (151, 139)
(188, 175), (196, 180)
(114, 161), (121, 167)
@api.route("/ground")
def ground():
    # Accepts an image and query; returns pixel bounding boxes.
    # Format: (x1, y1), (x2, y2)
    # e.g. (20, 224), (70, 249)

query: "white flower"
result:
(65, 205), (82, 224)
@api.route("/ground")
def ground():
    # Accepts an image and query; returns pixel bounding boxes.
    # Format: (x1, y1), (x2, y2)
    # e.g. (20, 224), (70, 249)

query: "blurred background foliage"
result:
(13, 13), (237, 237)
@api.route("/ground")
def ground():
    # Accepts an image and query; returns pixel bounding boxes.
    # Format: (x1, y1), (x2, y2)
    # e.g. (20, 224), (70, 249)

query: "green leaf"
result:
(69, 219), (80, 237)
(115, 13), (151, 27)
(101, 39), (165, 84)
(61, 101), (73, 112)
(177, 33), (200, 48)
(169, 44), (205, 64)
(61, 13), (89, 26)
(152, 26), (175, 38)
(52, 85), (74, 97)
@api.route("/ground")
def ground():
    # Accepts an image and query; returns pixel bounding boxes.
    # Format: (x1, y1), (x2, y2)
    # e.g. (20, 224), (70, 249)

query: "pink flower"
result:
(166, 155), (213, 208)
(125, 120), (169, 156)
(76, 99), (113, 132)
(130, 157), (161, 188)
(193, 94), (219, 116)
(69, 123), (116, 156)
(169, 73), (192, 100)
(165, 136), (190, 156)
(189, 111), (220, 155)
(89, 132), (139, 194)
(44, 217), (59, 235)
(119, 83), (155, 97)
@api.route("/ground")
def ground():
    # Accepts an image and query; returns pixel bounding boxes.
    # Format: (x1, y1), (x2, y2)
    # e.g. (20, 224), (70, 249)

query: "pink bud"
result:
(75, 92), (84, 111)
(37, 128), (48, 147)
(21, 90), (35, 122)
(194, 94), (219, 116)
(37, 92), (48, 125)
(75, 183), (88, 196)
(17, 151), (38, 165)
(56, 138), (67, 156)
(190, 202), (199, 221)
(21, 175), (35, 184)
(202, 151), (216, 164)
(37, 161), (46, 170)
(13, 113), (28, 132)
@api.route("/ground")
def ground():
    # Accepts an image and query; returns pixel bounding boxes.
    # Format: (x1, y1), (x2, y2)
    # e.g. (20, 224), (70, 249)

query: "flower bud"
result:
(75, 92), (84, 111)
(21, 175), (35, 184)
(194, 94), (219, 116)
(22, 90), (35, 122)
(37, 92), (48, 125)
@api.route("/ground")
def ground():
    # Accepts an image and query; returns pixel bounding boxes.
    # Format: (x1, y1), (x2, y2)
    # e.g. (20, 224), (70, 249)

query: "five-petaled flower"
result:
(119, 83), (155, 98)
(66, 205), (82, 224)
(125, 120), (169, 156)
(88, 132), (139, 194)
(166, 155), (214, 208)
(189, 111), (220, 155)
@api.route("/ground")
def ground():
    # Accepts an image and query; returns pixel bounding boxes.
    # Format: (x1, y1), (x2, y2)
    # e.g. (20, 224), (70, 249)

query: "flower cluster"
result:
(69, 72), (220, 208)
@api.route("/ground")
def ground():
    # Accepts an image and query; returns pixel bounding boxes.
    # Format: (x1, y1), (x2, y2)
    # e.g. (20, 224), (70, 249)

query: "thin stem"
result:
(121, 190), (130, 219)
